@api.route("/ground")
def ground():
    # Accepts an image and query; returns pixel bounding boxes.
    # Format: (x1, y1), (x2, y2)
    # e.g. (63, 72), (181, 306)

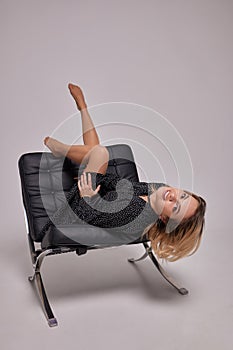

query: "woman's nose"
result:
(168, 190), (177, 202)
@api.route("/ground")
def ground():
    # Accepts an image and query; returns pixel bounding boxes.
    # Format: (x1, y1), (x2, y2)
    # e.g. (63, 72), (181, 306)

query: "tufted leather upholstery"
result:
(18, 144), (149, 248)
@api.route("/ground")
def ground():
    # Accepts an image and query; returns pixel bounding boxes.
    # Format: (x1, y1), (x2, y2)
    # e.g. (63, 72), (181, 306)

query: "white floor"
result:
(1, 226), (232, 350)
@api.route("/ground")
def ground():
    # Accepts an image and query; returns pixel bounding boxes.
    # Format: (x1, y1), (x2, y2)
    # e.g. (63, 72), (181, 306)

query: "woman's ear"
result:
(159, 215), (168, 223)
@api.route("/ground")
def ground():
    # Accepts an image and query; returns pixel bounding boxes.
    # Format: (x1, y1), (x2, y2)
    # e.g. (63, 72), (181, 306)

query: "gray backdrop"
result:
(1, 0), (232, 349)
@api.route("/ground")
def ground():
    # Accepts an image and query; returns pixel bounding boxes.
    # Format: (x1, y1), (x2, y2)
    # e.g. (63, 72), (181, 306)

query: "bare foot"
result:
(68, 83), (87, 110)
(44, 137), (68, 157)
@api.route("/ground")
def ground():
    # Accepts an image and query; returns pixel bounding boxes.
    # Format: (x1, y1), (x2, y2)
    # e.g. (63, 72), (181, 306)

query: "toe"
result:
(44, 136), (49, 145)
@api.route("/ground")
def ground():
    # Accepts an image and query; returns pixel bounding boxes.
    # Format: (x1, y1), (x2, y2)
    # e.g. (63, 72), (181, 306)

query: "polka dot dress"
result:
(40, 172), (167, 238)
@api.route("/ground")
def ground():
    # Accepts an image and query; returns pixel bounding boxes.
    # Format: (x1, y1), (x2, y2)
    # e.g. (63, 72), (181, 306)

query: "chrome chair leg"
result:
(128, 250), (149, 263)
(28, 249), (58, 327)
(143, 242), (189, 295)
(128, 242), (189, 295)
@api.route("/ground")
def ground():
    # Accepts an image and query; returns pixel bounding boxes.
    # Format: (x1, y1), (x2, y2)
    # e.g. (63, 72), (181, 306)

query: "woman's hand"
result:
(78, 172), (101, 198)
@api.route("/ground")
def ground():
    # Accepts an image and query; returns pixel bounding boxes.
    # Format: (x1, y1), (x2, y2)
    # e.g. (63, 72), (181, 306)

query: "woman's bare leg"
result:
(43, 137), (91, 163)
(44, 138), (109, 174)
(44, 84), (99, 162)
(84, 145), (109, 174)
(68, 83), (100, 147)
(44, 84), (109, 174)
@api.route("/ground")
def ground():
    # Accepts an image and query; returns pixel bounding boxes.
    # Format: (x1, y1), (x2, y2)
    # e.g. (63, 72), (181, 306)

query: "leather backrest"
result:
(18, 144), (139, 242)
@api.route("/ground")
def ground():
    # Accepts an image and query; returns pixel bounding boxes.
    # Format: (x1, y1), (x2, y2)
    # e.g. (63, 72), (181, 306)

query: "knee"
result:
(89, 145), (109, 161)
(84, 145), (109, 174)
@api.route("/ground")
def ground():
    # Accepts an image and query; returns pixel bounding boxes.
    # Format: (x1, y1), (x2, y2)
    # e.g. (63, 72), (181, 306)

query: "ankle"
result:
(77, 101), (87, 111)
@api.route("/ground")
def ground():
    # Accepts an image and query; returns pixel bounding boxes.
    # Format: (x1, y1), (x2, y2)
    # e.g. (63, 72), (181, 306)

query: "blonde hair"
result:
(142, 192), (206, 262)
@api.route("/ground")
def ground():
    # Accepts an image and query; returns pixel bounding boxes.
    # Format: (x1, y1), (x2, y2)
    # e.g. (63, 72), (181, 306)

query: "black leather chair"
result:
(18, 144), (188, 327)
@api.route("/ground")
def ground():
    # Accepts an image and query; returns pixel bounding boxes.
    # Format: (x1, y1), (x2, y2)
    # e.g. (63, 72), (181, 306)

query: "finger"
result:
(79, 175), (83, 186)
(87, 173), (92, 187)
(78, 179), (82, 191)
(80, 173), (85, 187)
(94, 184), (101, 194)
(83, 172), (88, 186)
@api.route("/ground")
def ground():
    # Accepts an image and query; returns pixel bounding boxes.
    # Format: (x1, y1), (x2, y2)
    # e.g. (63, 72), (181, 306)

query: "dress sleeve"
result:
(131, 181), (168, 196)
(131, 181), (150, 196)
(75, 190), (118, 223)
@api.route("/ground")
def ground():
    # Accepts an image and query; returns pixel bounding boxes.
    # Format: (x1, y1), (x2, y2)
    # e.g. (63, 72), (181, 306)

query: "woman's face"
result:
(150, 186), (198, 223)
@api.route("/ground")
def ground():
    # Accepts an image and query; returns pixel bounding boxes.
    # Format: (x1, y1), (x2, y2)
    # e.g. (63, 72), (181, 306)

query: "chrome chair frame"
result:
(27, 234), (188, 327)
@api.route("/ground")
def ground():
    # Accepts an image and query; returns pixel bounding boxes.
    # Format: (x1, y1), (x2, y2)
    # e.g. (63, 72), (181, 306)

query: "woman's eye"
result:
(181, 193), (187, 199)
(172, 204), (178, 212)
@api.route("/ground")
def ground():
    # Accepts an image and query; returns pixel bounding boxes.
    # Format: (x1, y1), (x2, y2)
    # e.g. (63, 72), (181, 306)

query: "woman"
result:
(44, 83), (206, 262)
